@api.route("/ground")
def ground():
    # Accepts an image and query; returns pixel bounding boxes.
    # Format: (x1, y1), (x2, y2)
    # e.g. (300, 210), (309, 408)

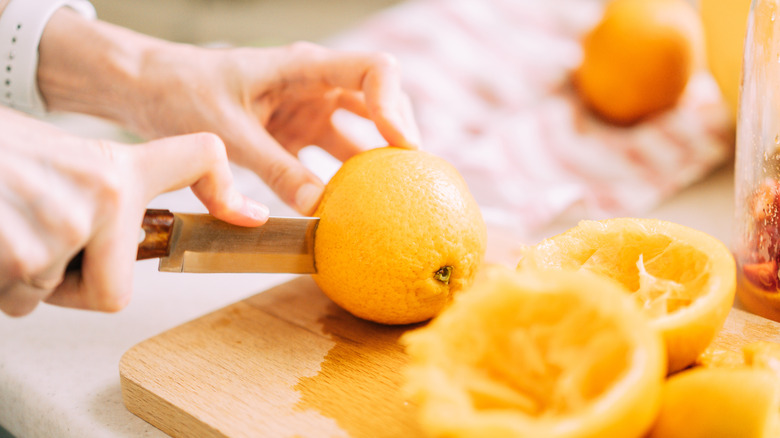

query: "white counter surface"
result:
(0, 112), (736, 437)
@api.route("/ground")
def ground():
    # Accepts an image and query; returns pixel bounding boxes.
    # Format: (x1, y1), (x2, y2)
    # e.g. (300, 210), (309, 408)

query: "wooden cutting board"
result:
(119, 275), (780, 438)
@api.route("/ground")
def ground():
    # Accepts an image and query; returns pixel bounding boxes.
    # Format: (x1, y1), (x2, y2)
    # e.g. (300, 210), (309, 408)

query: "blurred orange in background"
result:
(574, 0), (704, 125)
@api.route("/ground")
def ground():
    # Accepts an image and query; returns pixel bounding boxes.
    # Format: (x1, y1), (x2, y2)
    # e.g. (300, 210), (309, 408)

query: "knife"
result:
(66, 209), (318, 274)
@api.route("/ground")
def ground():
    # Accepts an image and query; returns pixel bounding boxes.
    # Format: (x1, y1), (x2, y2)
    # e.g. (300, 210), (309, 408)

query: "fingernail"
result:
(295, 183), (324, 215)
(247, 200), (270, 222)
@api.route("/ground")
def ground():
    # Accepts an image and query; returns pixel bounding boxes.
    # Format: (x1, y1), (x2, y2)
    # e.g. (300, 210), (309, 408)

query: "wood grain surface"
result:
(119, 276), (780, 438)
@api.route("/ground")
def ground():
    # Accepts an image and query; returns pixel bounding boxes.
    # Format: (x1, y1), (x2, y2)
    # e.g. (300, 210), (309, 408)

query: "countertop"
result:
(0, 0), (742, 434)
(0, 111), (736, 438)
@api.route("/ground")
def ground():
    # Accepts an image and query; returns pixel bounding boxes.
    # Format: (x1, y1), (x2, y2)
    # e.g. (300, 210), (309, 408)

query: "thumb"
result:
(232, 122), (325, 215)
(134, 132), (269, 226)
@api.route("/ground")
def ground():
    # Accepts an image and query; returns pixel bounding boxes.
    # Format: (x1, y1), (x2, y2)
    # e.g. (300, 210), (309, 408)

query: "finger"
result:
(317, 123), (366, 162)
(44, 209), (139, 312)
(2, 259), (69, 316)
(0, 282), (48, 317)
(340, 87), (421, 152)
(0, 246), (58, 316)
(264, 97), (333, 154)
(361, 61), (422, 150)
(295, 46), (421, 149)
(0, 204), (50, 278)
(135, 133), (269, 226)
(396, 92), (422, 148)
(337, 90), (370, 119)
(228, 116), (325, 215)
(0, 203), (64, 308)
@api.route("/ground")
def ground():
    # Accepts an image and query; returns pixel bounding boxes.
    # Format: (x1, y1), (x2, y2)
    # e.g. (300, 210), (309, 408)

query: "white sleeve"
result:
(0, 0), (96, 115)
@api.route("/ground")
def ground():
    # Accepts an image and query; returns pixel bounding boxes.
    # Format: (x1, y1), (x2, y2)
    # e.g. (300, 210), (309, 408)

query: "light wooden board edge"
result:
(120, 367), (225, 438)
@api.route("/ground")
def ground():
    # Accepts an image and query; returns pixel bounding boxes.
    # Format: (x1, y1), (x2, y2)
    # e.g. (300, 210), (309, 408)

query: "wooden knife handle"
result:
(65, 209), (176, 273)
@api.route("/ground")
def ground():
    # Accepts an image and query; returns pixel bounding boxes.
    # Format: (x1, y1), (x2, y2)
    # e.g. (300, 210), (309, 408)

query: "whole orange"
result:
(312, 147), (487, 325)
(574, 0), (703, 125)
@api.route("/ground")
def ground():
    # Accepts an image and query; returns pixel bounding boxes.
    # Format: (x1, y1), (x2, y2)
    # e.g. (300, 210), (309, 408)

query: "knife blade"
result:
(66, 209), (318, 274)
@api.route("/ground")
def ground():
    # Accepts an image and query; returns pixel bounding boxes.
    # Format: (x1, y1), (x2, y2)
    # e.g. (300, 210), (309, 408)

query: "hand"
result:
(0, 107), (267, 316)
(36, 10), (421, 215)
(124, 42), (421, 214)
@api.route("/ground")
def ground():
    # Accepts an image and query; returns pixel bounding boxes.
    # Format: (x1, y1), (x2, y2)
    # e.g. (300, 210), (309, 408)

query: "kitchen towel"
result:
(321, 0), (734, 241)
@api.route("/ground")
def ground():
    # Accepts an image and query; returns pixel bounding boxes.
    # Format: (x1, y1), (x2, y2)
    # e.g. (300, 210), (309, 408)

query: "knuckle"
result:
(40, 199), (92, 249)
(87, 143), (126, 207)
(93, 138), (121, 164)
(287, 41), (323, 57)
(186, 132), (229, 171)
(24, 192), (92, 250)
(194, 132), (228, 161)
(1, 256), (24, 281)
(97, 172), (123, 209)
(371, 52), (399, 70)
(3, 244), (48, 281)
(1, 241), (23, 279)
(263, 159), (294, 196)
(59, 216), (92, 248)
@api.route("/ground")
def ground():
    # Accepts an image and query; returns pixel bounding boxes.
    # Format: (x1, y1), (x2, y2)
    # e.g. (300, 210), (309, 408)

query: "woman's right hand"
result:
(0, 107), (268, 316)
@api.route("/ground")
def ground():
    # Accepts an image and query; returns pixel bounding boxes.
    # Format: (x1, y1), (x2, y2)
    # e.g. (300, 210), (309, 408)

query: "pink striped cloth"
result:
(326, 0), (734, 240)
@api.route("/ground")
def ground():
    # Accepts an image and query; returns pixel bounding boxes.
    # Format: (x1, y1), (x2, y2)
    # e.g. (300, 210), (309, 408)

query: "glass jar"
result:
(735, 0), (780, 321)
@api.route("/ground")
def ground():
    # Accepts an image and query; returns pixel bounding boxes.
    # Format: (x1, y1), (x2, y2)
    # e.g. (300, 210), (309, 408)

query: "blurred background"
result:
(88, 0), (404, 45)
(78, 0), (748, 243)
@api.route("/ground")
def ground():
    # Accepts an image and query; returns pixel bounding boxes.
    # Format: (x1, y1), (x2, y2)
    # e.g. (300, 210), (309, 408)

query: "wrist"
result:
(36, 7), (166, 124)
(0, 0), (95, 114)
